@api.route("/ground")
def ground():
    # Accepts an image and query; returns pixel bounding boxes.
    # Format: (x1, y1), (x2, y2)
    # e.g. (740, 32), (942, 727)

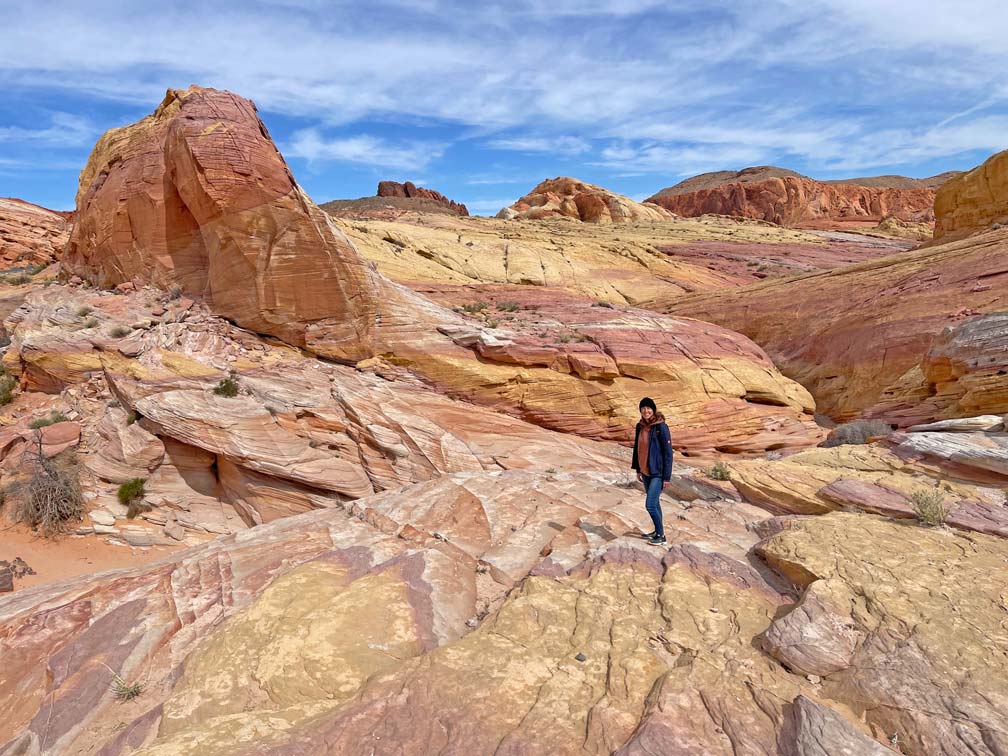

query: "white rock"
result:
(88, 510), (116, 527)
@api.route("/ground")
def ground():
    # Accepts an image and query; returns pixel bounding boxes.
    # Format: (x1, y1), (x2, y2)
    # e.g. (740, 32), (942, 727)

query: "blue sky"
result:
(1, 0), (1006, 213)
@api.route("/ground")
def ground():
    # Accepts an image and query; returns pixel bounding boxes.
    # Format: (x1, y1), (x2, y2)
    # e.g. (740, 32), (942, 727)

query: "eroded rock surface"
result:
(934, 147), (1008, 242)
(499, 177), (673, 223)
(0, 198), (70, 267)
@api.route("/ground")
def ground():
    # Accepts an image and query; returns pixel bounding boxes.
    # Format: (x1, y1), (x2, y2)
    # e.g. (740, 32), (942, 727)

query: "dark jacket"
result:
(631, 421), (674, 481)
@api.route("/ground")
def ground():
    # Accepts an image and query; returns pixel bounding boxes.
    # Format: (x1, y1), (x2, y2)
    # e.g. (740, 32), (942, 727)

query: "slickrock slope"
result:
(337, 211), (834, 303)
(3, 468), (1004, 754)
(498, 177), (673, 223)
(377, 180), (468, 215)
(0, 198), (71, 267)
(934, 148), (1008, 241)
(657, 227), (1008, 421)
(56, 86), (820, 457)
(648, 172), (935, 229)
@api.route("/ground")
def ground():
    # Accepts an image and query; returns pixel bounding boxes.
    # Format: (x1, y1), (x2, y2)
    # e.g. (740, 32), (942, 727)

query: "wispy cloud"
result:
(286, 130), (444, 171)
(0, 112), (96, 146)
(487, 136), (591, 156)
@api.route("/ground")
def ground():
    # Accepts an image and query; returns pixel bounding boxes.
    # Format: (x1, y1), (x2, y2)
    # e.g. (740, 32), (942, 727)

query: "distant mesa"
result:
(498, 177), (673, 223)
(934, 148), (1008, 242)
(0, 197), (72, 268)
(647, 165), (959, 229)
(322, 181), (468, 220)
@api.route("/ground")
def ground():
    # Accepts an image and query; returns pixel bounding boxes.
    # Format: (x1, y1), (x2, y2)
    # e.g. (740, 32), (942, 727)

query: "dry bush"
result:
(705, 461), (732, 481)
(108, 325), (131, 338)
(6, 439), (83, 535)
(29, 410), (68, 429)
(911, 488), (951, 527)
(821, 419), (892, 448)
(0, 368), (16, 406)
(117, 478), (148, 519)
(213, 377), (239, 397)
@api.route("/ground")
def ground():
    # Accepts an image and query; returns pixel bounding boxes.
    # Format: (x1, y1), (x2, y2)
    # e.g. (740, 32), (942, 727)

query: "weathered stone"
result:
(500, 177), (673, 223)
(782, 695), (895, 756)
(0, 197), (70, 267)
(934, 148), (1008, 241)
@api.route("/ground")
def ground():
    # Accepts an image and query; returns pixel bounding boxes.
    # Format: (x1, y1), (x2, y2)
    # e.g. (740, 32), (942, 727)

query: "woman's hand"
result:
(662, 481), (669, 490)
(636, 472), (643, 483)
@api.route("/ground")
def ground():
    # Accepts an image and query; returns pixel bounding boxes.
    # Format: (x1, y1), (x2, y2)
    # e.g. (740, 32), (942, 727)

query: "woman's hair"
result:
(639, 396), (657, 413)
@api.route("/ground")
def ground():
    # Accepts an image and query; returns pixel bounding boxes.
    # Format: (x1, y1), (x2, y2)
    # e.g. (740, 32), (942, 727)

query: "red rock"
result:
(648, 173), (935, 229)
(499, 177), (673, 223)
(376, 181), (468, 216)
(0, 198), (70, 267)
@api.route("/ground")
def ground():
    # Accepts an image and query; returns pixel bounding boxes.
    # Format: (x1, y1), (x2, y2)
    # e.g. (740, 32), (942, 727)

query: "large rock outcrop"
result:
(0, 198), (71, 267)
(499, 177), (673, 223)
(376, 180), (468, 215)
(656, 226), (1008, 421)
(2, 471), (1004, 754)
(934, 148), (1008, 242)
(648, 171), (936, 229)
(56, 87), (821, 457)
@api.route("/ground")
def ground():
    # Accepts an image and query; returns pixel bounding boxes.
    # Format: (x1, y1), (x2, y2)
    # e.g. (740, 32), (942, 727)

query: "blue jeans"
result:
(643, 475), (664, 537)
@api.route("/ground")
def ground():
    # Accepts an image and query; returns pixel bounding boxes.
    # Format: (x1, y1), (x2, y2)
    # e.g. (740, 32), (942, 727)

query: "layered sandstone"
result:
(0, 198), (71, 267)
(934, 148), (1008, 241)
(2, 469), (1003, 754)
(57, 87), (820, 457)
(499, 177), (673, 223)
(656, 226), (1008, 421)
(648, 172), (935, 229)
(376, 180), (468, 215)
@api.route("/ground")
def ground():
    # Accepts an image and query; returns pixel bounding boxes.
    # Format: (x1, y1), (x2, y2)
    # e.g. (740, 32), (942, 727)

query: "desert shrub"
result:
(108, 325), (131, 338)
(462, 301), (489, 314)
(911, 488), (950, 527)
(821, 420), (892, 448)
(593, 300), (614, 308)
(28, 411), (69, 429)
(84, 317), (99, 329)
(76, 305), (93, 317)
(485, 319), (498, 329)
(4, 273), (31, 285)
(556, 334), (572, 343)
(0, 369), (16, 405)
(103, 664), (143, 702)
(25, 263), (47, 276)
(126, 410), (138, 425)
(8, 443), (83, 535)
(168, 284), (183, 300)
(117, 478), (148, 519)
(705, 461), (732, 481)
(496, 301), (520, 312)
(213, 377), (240, 397)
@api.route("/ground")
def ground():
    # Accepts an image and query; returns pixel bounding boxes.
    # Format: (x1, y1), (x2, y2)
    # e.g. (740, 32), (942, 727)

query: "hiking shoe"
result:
(647, 535), (667, 545)
(641, 531), (657, 539)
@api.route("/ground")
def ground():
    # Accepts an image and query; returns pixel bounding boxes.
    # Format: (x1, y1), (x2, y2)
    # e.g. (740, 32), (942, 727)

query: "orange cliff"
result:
(934, 147), (1008, 242)
(498, 177), (673, 223)
(0, 198), (71, 267)
(647, 167), (937, 229)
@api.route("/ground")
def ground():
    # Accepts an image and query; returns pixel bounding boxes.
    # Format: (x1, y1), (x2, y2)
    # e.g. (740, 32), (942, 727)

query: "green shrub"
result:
(76, 305), (93, 317)
(213, 377), (240, 397)
(821, 420), (892, 448)
(496, 301), (520, 312)
(28, 411), (69, 429)
(108, 325), (131, 338)
(3, 273), (31, 285)
(0, 369), (16, 406)
(462, 301), (489, 314)
(84, 317), (99, 329)
(911, 488), (950, 527)
(485, 319), (498, 329)
(168, 284), (183, 300)
(705, 461), (732, 481)
(593, 300), (614, 308)
(117, 478), (147, 519)
(126, 410), (138, 425)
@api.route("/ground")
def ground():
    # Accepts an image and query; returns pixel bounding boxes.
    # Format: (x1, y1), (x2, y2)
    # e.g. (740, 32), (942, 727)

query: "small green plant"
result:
(117, 478), (147, 519)
(0, 368), (16, 406)
(28, 411), (69, 429)
(485, 319), (498, 329)
(76, 305), (93, 317)
(126, 410), (138, 425)
(705, 461), (732, 481)
(84, 317), (99, 329)
(911, 488), (950, 527)
(545, 467), (558, 475)
(109, 325), (131, 338)
(556, 334), (572, 343)
(822, 420), (892, 448)
(103, 663), (143, 702)
(168, 284), (183, 300)
(462, 301), (489, 314)
(3, 273), (31, 285)
(496, 301), (520, 312)
(213, 377), (240, 397)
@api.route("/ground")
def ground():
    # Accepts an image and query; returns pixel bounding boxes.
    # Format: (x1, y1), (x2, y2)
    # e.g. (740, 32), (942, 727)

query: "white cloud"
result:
(0, 112), (95, 146)
(286, 130), (444, 171)
(487, 136), (591, 155)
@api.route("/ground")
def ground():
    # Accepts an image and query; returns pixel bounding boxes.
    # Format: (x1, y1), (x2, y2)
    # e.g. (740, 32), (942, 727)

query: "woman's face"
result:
(640, 406), (654, 421)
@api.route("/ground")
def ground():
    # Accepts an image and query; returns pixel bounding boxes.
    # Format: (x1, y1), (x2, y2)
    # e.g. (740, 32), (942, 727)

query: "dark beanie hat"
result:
(639, 397), (657, 412)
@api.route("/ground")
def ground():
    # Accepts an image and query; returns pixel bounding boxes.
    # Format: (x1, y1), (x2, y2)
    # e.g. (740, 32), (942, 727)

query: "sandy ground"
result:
(0, 521), (184, 591)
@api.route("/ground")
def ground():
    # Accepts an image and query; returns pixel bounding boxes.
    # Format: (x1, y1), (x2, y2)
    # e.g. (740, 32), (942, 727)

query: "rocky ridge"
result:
(934, 147), (1008, 242)
(499, 177), (673, 223)
(0, 198), (71, 267)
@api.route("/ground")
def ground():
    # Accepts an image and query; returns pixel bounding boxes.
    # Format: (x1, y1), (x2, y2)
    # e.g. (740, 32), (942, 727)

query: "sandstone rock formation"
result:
(376, 180), (468, 215)
(648, 170), (936, 229)
(2, 469), (1002, 754)
(934, 148), (1008, 241)
(656, 226), (1008, 421)
(499, 177), (673, 223)
(0, 198), (71, 267)
(56, 86), (820, 458)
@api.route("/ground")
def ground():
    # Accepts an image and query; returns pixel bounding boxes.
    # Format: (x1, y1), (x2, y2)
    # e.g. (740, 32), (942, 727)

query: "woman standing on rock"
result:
(631, 397), (673, 545)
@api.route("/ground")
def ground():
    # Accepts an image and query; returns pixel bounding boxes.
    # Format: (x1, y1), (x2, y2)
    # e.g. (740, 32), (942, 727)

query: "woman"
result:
(630, 397), (673, 545)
